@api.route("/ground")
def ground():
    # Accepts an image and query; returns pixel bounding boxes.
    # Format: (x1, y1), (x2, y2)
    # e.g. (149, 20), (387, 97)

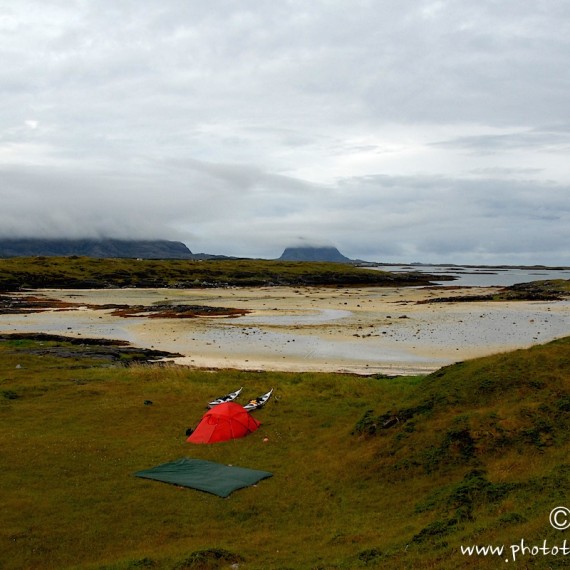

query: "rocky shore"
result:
(0, 332), (181, 364)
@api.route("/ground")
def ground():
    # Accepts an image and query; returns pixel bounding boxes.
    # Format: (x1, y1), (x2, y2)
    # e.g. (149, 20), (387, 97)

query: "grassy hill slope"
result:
(1, 336), (569, 569)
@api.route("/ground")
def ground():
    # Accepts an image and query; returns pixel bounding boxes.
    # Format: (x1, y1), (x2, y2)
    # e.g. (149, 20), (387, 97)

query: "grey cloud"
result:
(432, 126), (570, 154)
(2, 157), (568, 264)
(1, 1), (569, 264)
(6, 1), (568, 129)
(469, 167), (544, 177)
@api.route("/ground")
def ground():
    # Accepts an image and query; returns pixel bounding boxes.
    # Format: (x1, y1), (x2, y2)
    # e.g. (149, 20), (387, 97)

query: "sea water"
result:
(369, 266), (570, 287)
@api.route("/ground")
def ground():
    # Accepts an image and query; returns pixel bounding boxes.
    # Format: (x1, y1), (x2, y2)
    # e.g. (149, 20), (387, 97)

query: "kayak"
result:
(244, 388), (274, 411)
(208, 387), (243, 408)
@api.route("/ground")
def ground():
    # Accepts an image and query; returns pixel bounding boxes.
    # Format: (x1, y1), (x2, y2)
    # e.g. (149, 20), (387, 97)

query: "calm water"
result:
(370, 265), (570, 287)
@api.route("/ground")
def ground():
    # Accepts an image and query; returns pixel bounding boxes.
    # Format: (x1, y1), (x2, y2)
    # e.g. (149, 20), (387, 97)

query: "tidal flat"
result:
(1, 285), (567, 375)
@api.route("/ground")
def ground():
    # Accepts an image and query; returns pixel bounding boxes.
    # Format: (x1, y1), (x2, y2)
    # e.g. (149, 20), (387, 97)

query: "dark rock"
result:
(0, 333), (182, 364)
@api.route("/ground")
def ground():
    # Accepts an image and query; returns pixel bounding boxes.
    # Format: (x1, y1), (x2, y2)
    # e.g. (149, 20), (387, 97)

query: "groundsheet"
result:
(135, 457), (272, 497)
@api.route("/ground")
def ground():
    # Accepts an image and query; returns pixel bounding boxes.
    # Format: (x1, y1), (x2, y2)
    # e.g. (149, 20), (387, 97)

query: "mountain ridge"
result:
(0, 238), (195, 259)
(0, 239), (357, 263)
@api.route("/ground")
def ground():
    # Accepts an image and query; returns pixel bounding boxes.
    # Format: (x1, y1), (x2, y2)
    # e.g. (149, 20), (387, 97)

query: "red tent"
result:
(187, 402), (261, 444)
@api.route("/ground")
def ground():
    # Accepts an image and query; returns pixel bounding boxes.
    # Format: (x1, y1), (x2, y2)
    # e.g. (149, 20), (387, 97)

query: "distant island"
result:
(278, 246), (352, 263)
(0, 239), (358, 264)
(0, 238), (195, 259)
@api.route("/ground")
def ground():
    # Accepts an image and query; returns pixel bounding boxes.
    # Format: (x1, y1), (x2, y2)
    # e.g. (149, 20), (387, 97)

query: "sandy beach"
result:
(1, 285), (568, 375)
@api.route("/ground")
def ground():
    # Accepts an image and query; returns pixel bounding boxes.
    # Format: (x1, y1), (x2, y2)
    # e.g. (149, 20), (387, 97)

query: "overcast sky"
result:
(1, 1), (569, 264)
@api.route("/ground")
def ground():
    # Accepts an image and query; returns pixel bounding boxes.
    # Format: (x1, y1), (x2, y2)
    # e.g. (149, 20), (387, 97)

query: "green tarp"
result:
(135, 458), (272, 497)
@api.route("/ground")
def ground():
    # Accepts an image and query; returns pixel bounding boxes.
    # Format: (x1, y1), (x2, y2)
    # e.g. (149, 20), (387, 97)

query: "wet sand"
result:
(0, 286), (568, 375)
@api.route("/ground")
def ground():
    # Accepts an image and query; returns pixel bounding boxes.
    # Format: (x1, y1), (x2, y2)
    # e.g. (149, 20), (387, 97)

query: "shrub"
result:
(2, 389), (19, 400)
(357, 547), (383, 564)
(411, 518), (458, 544)
(352, 409), (377, 436)
(173, 548), (244, 570)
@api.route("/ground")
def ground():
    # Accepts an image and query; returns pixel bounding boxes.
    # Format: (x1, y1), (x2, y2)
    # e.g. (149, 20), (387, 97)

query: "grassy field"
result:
(0, 257), (439, 291)
(1, 335), (570, 569)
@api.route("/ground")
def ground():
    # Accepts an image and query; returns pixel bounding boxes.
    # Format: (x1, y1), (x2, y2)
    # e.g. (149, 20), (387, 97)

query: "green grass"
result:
(1, 336), (570, 569)
(0, 256), (436, 291)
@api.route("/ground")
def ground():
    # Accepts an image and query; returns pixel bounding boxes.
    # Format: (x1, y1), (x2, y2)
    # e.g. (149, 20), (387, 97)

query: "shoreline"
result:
(0, 285), (568, 375)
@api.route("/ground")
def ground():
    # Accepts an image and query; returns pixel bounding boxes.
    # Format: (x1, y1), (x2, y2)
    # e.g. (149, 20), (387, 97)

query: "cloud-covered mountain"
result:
(278, 246), (352, 263)
(0, 238), (194, 259)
